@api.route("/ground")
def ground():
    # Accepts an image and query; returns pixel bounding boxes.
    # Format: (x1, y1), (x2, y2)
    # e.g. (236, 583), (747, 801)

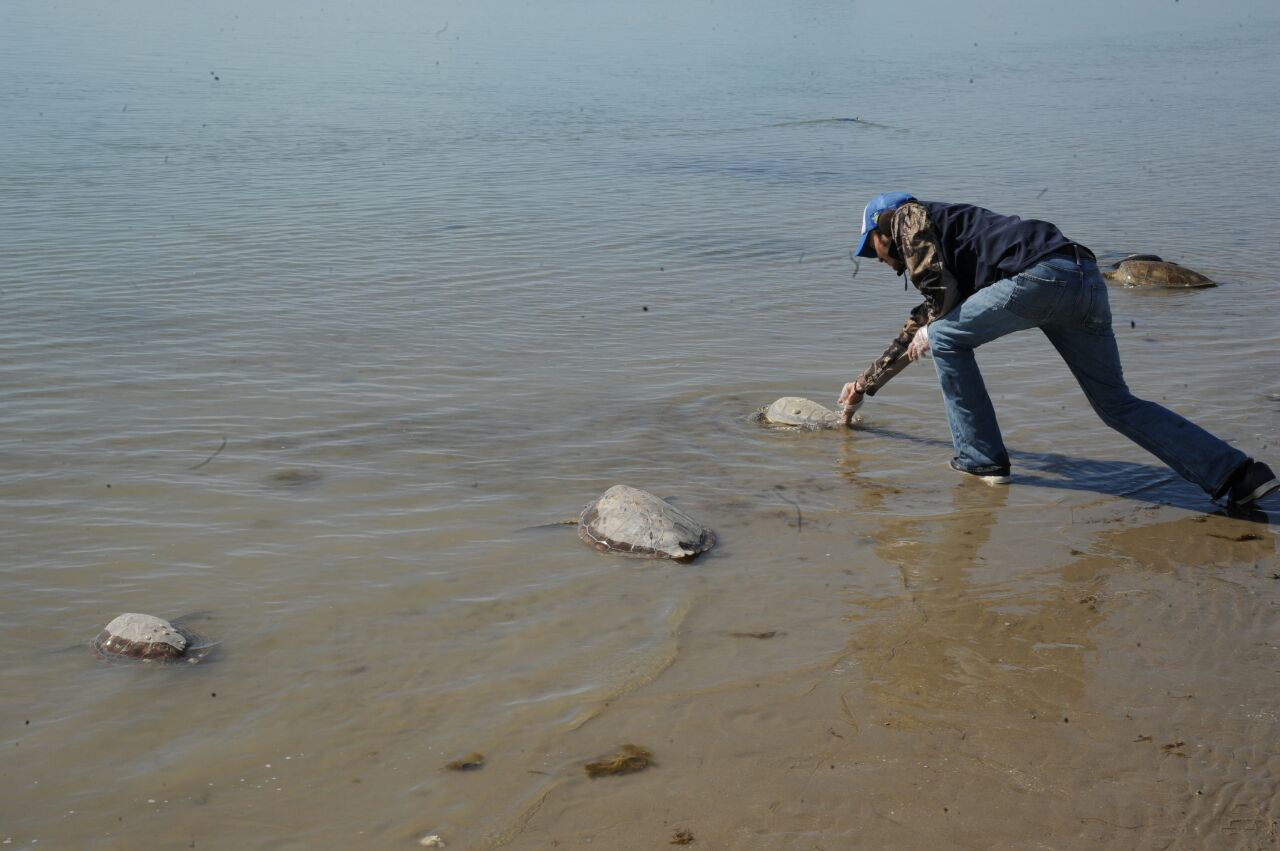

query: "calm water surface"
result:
(2, 1), (1278, 848)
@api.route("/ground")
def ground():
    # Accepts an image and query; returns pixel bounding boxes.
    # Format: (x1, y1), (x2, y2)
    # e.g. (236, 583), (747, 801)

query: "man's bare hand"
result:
(837, 380), (865, 426)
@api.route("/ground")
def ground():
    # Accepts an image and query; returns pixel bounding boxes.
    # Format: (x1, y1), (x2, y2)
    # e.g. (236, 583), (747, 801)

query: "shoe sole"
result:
(1234, 477), (1279, 506)
(947, 463), (1011, 485)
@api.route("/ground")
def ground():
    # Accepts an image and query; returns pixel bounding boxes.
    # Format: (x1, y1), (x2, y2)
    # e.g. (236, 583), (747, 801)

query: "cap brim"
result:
(854, 230), (876, 258)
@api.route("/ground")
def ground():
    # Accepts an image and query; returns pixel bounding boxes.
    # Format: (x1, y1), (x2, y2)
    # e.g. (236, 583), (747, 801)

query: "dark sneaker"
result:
(948, 458), (1011, 485)
(1226, 460), (1279, 507)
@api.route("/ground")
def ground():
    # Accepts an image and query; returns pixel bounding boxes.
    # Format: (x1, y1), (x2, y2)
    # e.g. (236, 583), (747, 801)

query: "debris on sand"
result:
(584, 744), (654, 778)
(444, 753), (485, 771)
(670, 828), (696, 845)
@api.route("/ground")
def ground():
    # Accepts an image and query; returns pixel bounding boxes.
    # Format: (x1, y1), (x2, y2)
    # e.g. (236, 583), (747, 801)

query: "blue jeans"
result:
(927, 255), (1246, 497)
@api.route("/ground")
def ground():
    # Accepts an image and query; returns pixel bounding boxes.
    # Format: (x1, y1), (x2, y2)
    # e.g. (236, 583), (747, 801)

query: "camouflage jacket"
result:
(855, 201), (961, 396)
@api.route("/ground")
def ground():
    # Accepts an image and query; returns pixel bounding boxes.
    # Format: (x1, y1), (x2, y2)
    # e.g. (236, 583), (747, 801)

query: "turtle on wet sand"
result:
(578, 485), (716, 561)
(1102, 255), (1216, 289)
(757, 396), (856, 429)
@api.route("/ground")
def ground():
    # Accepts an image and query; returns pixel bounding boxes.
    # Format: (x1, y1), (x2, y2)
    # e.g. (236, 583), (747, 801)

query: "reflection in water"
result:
(850, 483), (1099, 728)
(834, 430), (907, 514)
(845, 481), (1274, 733)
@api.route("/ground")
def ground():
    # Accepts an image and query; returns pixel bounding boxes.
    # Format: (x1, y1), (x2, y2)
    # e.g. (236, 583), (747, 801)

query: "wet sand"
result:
(6, 448), (1275, 849)
(488, 500), (1278, 850)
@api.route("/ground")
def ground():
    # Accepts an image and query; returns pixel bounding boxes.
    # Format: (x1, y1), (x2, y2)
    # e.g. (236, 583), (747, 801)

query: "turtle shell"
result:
(760, 396), (846, 429)
(93, 613), (191, 661)
(1109, 253), (1164, 267)
(578, 485), (716, 560)
(1103, 260), (1215, 288)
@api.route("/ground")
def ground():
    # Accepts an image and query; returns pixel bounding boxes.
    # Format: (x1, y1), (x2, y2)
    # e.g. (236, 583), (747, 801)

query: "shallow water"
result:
(2, 1), (1279, 848)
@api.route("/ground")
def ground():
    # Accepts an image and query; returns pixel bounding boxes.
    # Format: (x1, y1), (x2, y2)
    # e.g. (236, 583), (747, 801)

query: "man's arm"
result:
(851, 302), (931, 396)
(852, 202), (961, 396)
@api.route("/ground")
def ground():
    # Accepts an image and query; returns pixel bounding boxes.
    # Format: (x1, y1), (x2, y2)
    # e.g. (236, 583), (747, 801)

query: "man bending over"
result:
(836, 192), (1276, 508)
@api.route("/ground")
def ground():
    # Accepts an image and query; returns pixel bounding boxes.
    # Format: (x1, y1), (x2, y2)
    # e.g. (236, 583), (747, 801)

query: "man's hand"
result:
(907, 325), (931, 361)
(837, 379), (866, 426)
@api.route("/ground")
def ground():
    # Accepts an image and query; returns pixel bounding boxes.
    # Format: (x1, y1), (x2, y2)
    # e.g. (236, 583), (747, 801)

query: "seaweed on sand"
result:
(584, 744), (654, 778)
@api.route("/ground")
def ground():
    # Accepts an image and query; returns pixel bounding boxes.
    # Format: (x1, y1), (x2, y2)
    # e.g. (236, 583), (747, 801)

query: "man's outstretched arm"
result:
(841, 203), (961, 408)
(839, 302), (930, 418)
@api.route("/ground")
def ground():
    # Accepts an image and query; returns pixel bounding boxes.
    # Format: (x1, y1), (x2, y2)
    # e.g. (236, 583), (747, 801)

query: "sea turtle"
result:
(578, 485), (716, 560)
(1102, 255), (1216, 289)
(91, 612), (216, 663)
(757, 396), (855, 429)
(93, 613), (192, 661)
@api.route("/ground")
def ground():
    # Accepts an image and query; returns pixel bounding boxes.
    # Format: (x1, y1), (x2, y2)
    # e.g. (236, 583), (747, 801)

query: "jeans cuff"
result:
(1211, 458), (1251, 500)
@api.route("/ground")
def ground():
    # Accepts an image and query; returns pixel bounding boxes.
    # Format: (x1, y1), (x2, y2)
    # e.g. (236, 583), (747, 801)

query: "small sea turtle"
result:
(757, 396), (854, 429)
(1102, 255), (1216, 289)
(93, 613), (192, 661)
(91, 612), (216, 663)
(578, 485), (716, 560)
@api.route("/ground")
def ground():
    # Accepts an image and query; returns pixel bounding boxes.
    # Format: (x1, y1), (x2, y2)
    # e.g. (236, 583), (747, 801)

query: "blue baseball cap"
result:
(854, 192), (915, 258)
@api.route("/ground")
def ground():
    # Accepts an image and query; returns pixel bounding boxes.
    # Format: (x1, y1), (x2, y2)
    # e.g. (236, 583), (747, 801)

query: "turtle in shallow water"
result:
(757, 396), (852, 429)
(93, 613), (193, 661)
(578, 484), (716, 561)
(91, 612), (217, 663)
(1102, 255), (1216, 289)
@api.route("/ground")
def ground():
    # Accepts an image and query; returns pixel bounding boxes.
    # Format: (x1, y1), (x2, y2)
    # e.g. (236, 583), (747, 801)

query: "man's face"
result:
(871, 231), (905, 275)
